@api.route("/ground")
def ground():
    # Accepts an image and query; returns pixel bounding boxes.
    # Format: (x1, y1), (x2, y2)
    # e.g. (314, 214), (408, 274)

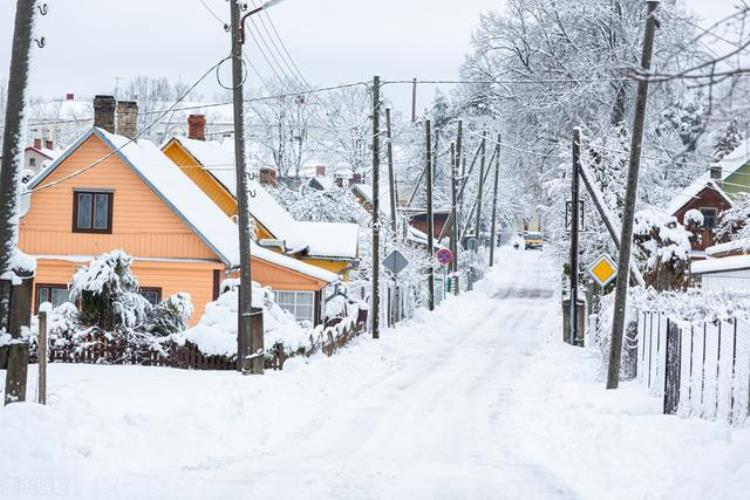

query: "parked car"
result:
(524, 231), (544, 250)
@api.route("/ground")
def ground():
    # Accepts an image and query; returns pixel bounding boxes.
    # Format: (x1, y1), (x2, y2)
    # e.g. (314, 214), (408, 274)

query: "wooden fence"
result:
(636, 310), (750, 426)
(35, 318), (366, 372)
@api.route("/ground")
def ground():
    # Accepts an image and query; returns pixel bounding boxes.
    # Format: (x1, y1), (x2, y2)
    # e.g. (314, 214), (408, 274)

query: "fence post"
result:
(38, 310), (47, 405)
(621, 316), (639, 381)
(663, 319), (682, 415)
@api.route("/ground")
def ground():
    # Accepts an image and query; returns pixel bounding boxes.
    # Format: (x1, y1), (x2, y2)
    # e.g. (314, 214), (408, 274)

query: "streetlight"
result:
(229, 0), (286, 375)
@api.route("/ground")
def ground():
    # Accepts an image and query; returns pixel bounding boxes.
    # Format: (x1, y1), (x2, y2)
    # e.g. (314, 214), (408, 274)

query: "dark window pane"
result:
(38, 287), (50, 305)
(50, 288), (69, 307)
(93, 194), (109, 230)
(139, 290), (160, 306)
(77, 193), (92, 229)
(701, 209), (717, 229)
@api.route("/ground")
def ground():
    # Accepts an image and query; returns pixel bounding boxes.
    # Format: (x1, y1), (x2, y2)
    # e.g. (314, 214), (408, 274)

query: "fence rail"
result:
(637, 311), (750, 425)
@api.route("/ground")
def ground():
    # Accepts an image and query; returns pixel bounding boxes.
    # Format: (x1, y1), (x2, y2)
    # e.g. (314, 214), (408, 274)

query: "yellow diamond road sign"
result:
(588, 254), (617, 287)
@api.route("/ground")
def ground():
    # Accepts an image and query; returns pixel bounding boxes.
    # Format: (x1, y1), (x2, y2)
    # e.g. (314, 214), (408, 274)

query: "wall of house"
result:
(32, 258), (224, 326)
(162, 141), (238, 218)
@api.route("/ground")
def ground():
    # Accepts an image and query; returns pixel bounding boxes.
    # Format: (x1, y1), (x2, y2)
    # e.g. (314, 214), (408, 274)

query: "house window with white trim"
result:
(275, 290), (315, 324)
(701, 208), (718, 230)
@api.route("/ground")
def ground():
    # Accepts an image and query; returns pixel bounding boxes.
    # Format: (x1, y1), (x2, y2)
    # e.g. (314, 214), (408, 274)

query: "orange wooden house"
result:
(19, 97), (338, 326)
(161, 118), (359, 279)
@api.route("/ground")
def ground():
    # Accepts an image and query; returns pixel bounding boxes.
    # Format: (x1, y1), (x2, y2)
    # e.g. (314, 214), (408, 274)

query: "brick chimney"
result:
(45, 139), (53, 150)
(33, 138), (42, 150)
(188, 114), (206, 141)
(93, 95), (116, 134)
(259, 167), (277, 187)
(351, 173), (363, 185)
(116, 101), (138, 141)
(65, 93), (75, 101)
(315, 165), (326, 177)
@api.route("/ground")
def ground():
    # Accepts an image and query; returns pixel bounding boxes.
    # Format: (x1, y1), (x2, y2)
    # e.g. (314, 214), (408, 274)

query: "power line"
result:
(198, 0), (227, 27)
(25, 58), (228, 194)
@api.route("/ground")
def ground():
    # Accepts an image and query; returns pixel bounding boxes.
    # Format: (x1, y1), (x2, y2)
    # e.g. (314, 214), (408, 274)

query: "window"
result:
(701, 208), (718, 230)
(275, 290), (315, 324)
(28, 157), (36, 168)
(35, 284), (69, 311)
(73, 190), (113, 233)
(138, 287), (162, 306)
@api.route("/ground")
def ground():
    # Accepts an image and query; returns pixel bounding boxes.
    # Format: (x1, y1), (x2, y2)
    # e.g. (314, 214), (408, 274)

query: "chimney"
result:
(188, 114), (207, 141)
(45, 139), (53, 150)
(259, 167), (277, 187)
(335, 177), (343, 188)
(93, 95), (116, 134)
(116, 101), (138, 140)
(33, 138), (42, 150)
(65, 93), (75, 101)
(315, 165), (326, 177)
(709, 162), (722, 183)
(351, 173), (363, 185)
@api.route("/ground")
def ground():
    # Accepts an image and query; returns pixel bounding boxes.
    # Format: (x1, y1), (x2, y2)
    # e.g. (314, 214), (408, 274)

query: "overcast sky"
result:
(0, 0), (739, 114)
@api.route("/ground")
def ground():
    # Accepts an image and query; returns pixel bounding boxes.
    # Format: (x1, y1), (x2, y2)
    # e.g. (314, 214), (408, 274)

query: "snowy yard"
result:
(1, 249), (749, 499)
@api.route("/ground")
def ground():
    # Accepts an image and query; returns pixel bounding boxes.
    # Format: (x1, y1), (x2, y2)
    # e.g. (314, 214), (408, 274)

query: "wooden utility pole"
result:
(411, 78), (417, 123)
(474, 132), (487, 244)
(37, 310), (47, 405)
(385, 108), (397, 235)
(371, 75), (381, 339)
(450, 142), (459, 295)
(570, 127), (582, 345)
(1, 0), (39, 404)
(426, 120), (435, 311)
(607, 0), (660, 390)
(230, 0), (262, 374)
(489, 134), (501, 267)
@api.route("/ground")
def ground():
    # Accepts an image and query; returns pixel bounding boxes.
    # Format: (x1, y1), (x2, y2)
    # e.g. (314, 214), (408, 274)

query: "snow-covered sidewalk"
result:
(0, 248), (748, 499)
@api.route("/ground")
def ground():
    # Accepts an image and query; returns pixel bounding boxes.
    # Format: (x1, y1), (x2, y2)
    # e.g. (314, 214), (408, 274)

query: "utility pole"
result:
(0, 0), (39, 404)
(371, 75), (381, 339)
(411, 78), (417, 123)
(230, 0), (261, 374)
(426, 120), (435, 311)
(450, 142), (459, 295)
(455, 121), (464, 244)
(607, 0), (660, 390)
(570, 127), (582, 346)
(474, 131), (487, 245)
(489, 134), (501, 267)
(385, 108), (397, 235)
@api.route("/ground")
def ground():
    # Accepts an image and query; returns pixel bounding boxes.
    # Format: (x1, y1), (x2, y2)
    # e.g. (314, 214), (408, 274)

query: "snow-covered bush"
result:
(176, 282), (309, 358)
(70, 250), (151, 330)
(143, 293), (193, 337)
(633, 209), (691, 291)
(717, 192), (750, 243)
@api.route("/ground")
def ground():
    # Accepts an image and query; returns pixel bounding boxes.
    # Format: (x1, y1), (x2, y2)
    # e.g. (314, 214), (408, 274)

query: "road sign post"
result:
(383, 249), (409, 325)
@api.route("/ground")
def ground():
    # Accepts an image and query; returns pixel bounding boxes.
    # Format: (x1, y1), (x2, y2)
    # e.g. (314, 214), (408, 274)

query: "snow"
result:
(706, 238), (750, 257)
(1, 249), (747, 498)
(295, 221), (359, 260)
(684, 208), (704, 226)
(692, 254), (750, 274)
(168, 136), (236, 194)
(178, 283), (309, 357)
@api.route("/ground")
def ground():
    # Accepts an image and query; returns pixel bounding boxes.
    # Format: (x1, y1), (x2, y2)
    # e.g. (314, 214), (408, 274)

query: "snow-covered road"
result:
(3, 248), (749, 499)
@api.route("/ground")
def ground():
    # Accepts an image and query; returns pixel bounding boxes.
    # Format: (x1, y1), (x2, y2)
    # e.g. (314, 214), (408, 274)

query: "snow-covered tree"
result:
(713, 117), (744, 161)
(70, 250), (151, 331)
(633, 209), (691, 291)
(143, 293), (193, 337)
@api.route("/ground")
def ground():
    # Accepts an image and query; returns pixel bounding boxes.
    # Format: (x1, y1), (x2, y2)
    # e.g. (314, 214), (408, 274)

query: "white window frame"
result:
(275, 290), (315, 324)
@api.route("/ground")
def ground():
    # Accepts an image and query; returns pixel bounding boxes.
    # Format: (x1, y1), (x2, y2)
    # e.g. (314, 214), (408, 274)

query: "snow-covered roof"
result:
(167, 136), (237, 194)
(666, 139), (750, 215)
(164, 137), (358, 260)
(705, 238), (750, 257)
(692, 254), (750, 275)
(26, 128), (341, 282)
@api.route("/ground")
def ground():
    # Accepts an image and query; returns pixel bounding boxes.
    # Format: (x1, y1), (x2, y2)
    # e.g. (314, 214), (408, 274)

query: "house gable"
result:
(20, 133), (222, 262)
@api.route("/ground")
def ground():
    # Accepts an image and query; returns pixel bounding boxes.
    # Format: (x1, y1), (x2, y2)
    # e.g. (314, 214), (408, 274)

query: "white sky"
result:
(0, 0), (740, 115)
